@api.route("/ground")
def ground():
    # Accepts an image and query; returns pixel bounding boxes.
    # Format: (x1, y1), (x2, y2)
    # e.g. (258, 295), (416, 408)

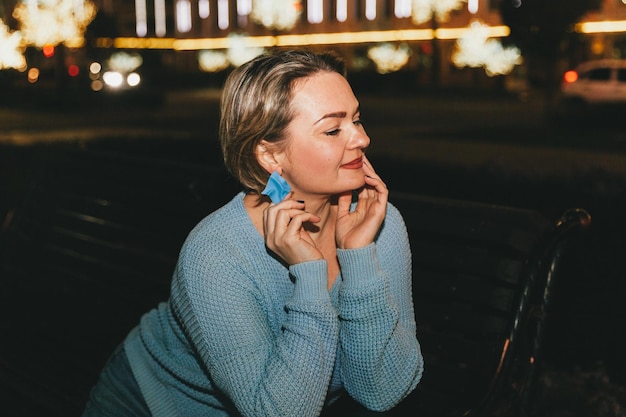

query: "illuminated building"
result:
(90, 0), (509, 88)
(85, 0), (626, 87)
(575, 0), (626, 60)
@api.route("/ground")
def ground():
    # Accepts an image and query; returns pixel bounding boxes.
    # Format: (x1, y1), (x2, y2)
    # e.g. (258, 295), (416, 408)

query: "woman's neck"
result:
(244, 192), (337, 241)
(301, 196), (336, 239)
(243, 192), (340, 289)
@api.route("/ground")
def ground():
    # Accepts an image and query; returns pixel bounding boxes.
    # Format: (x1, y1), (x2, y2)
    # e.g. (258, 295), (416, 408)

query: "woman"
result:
(83, 49), (423, 417)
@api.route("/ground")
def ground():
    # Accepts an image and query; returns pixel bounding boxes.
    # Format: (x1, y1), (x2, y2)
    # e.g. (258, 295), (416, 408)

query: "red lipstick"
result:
(341, 157), (363, 169)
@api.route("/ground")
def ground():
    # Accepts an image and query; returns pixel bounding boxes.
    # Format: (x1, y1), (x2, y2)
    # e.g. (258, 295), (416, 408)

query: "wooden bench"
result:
(0, 144), (590, 417)
(387, 193), (590, 416)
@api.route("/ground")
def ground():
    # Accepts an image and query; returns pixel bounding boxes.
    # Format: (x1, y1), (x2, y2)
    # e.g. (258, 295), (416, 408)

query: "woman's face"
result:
(275, 71), (370, 198)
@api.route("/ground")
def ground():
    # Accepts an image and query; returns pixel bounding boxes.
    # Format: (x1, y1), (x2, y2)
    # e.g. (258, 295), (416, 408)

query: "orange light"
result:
(68, 64), (80, 77)
(42, 44), (55, 58)
(563, 70), (578, 83)
(27, 68), (40, 83)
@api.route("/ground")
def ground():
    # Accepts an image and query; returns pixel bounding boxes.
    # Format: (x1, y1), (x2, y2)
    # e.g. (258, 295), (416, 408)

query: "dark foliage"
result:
(498, 0), (602, 92)
(499, 0), (602, 57)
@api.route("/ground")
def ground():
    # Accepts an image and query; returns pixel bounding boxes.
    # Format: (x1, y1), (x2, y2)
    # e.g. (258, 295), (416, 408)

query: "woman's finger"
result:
(362, 155), (381, 179)
(264, 200), (304, 235)
(363, 174), (388, 196)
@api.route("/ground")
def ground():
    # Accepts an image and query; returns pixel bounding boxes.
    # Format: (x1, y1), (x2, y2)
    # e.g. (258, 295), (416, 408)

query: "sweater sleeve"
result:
(170, 241), (339, 417)
(336, 204), (423, 411)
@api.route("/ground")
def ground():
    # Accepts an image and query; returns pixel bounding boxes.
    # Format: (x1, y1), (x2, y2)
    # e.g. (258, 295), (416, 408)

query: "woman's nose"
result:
(350, 129), (370, 149)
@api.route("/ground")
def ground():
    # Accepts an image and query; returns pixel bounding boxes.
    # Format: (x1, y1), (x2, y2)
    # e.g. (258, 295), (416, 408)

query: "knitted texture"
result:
(124, 192), (423, 417)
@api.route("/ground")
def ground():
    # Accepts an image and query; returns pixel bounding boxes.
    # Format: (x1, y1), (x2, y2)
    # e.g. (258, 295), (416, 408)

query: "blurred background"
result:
(1, 0), (625, 106)
(1, 1), (626, 416)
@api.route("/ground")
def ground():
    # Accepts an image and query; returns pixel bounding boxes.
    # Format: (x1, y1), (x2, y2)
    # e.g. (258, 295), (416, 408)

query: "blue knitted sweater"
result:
(124, 192), (423, 417)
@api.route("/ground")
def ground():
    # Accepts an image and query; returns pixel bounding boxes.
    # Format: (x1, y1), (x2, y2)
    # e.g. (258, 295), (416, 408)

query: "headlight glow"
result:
(127, 72), (141, 87)
(102, 71), (123, 87)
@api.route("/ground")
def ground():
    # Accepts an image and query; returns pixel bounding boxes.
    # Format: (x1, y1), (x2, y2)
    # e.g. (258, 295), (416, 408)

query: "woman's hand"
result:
(263, 196), (323, 265)
(335, 156), (388, 249)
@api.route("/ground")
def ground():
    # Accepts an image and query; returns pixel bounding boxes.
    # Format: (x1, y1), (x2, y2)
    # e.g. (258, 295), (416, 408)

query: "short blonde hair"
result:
(219, 49), (346, 193)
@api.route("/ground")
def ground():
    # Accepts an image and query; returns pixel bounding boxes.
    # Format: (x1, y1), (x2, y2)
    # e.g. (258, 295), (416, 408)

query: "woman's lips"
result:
(341, 157), (363, 169)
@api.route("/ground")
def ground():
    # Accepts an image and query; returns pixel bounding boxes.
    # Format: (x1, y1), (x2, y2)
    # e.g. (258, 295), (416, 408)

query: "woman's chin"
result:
(339, 178), (367, 194)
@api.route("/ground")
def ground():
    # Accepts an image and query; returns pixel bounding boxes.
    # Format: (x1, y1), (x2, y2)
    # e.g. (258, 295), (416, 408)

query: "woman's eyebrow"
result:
(314, 105), (360, 124)
(314, 111), (347, 124)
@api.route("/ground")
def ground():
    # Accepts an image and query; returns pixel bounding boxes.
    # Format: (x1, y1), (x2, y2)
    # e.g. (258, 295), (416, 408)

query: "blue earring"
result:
(262, 171), (291, 204)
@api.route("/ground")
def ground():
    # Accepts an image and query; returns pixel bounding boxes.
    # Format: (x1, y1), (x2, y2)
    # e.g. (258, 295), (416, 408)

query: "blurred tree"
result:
(498, 0), (602, 107)
(12, 0), (96, 94)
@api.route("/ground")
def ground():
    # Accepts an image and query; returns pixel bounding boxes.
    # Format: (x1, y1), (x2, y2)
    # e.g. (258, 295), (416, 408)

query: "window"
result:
(336, 0), (348, 22)
(365, 0), (376, 20)
(395, 0), (411, 18)
(218, 0), (229, 29)
(155, 0), (167, 36)
(308, 0), (323, 23)
(176, 0), (192, 33)
(135, 0), (147, 37)
(583, 68), (612, 81)
(468, 0), (478, 14)
(199, 0), (210, 19)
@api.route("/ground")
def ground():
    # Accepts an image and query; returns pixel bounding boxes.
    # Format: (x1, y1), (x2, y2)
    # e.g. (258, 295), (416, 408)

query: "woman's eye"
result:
(325, 129), (340, 136)
(354, 119), (364, 126)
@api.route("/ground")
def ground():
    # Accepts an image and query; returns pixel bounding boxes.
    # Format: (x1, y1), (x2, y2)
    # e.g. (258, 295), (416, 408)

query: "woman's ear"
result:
(256, 140), (283, 175)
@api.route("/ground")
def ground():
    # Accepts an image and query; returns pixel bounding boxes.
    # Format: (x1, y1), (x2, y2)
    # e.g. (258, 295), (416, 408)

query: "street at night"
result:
(2, 86), (626, 416)
(4, 0), (626, 414)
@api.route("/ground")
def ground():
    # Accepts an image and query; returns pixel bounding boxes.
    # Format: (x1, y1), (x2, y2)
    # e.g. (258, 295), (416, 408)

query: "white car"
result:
(560, 59), (626, 105)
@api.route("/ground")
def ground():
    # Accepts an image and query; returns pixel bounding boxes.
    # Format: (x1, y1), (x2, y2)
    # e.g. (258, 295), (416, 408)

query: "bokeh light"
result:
(250, 0), (302, 30)
(27, 67), (40, 83)
(102, 71), (123, 88)
(126, 72), (141, 87)
(563, 70), (578, 83)
(411, 0), (467, 25)
(91, 79), (104, 91)
(198, 50), (230, 72)
(67, 64), (79, 77)
(108, 51), (143, 73)
(367, 43), (412, 74)
(89, 61), (102, 76)
(42, 43), (55, 57)
(225, 34), (265, 67)
(13, 0), (96, 48)
(0, 20), (27, 70)
(452, 20), (521, 76)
